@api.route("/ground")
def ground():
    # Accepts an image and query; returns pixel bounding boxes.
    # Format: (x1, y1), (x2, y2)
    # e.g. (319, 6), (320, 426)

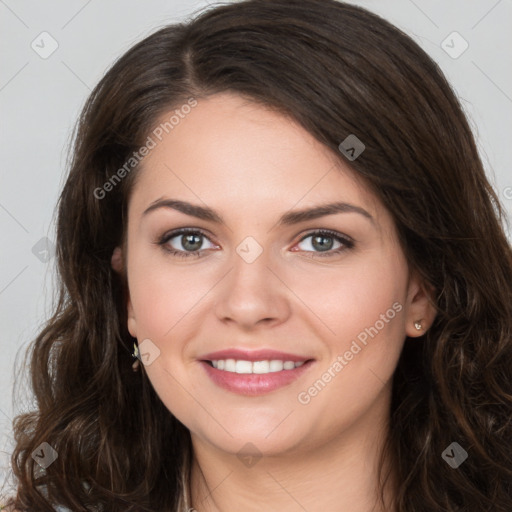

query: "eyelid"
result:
(297, 228), (354, 245)
(155, 227), (356, 262)
(156, 227), (218, 249)
(156, 227), (354, 246)
(294, 229), (355, 257)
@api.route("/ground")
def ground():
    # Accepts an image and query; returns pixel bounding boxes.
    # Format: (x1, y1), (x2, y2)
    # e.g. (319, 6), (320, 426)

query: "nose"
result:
(213, 244), (291, 330)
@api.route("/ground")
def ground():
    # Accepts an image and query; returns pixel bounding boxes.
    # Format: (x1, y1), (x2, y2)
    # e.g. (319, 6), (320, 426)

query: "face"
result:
(117, 92), (434, 459)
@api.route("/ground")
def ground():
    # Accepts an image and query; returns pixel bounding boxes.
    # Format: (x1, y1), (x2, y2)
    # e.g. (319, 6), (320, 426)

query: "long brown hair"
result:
(7, 0), (512, 510)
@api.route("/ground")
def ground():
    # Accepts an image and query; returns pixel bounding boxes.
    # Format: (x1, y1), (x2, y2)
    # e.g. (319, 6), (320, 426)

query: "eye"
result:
(294, 229), (354, 258)
(156, 228), (217, 259)
(155, 228), (354, 259)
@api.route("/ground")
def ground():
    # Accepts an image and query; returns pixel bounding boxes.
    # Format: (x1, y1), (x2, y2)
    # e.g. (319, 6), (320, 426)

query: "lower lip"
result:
(200, 360), (315, 396)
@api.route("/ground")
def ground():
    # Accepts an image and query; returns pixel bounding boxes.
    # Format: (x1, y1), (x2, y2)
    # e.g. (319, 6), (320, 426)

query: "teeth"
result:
(235, 360), (253, 374)
(253, 360), (270, 374)
(225, 359), (236, 372)
(210, 359), (306, 374)
(269, 360), (283, 372)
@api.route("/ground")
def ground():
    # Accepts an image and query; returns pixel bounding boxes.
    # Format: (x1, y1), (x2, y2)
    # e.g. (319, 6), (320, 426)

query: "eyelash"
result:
(155, 228), (355, 259)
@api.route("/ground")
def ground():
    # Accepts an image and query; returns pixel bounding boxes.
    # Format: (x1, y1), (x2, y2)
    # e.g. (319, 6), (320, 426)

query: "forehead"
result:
(128, 92), (385, 227)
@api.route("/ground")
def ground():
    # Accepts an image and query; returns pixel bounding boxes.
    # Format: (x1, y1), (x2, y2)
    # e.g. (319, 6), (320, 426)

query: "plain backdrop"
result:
(1, 0), (511, 494)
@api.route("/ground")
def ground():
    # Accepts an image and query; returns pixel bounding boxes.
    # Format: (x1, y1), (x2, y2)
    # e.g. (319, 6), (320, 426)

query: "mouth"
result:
(199, 357), (316, 396)
(203, 358), (311, 374)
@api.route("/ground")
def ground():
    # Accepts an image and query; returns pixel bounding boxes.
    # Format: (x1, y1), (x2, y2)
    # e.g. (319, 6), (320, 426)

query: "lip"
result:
(199, 348), (311, 363)
(198, 349), (315, 396)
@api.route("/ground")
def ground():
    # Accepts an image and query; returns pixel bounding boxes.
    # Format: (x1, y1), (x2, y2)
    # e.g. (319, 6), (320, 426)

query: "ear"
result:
(111, 246), (138, 338)
(404, 270), (437, 338)
(111, 246), (124, 273)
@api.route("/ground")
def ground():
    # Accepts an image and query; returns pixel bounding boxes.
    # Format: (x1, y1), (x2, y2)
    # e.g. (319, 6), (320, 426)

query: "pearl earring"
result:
(414, 321), (422, 331)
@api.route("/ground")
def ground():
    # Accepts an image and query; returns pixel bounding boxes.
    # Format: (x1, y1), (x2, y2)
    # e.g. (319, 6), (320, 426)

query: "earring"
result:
(132, 342), (140, 372)
(414, 321), (423, 331)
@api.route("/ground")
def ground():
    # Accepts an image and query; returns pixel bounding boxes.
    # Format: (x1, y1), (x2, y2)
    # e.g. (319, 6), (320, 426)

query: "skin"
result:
(112, 92), (436, 512)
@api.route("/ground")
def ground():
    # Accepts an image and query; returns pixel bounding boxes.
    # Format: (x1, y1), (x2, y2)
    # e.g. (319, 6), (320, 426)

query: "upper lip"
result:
(199, 348), (313, 363)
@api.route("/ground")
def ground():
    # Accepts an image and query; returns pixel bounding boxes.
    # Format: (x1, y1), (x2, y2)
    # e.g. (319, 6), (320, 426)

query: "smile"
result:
(200, 359), (315, 396)
(209, 359), (305, 374)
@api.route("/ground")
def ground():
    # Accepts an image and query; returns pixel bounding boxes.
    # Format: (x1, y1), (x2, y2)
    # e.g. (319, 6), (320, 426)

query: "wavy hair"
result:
(7, 0), (512, 510)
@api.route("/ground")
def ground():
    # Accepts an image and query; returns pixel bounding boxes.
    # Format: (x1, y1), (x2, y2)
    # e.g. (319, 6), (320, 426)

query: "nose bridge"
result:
(229, 233), (273, 290)
(214, 233), (289, 326)
(235, 234), (266, 266)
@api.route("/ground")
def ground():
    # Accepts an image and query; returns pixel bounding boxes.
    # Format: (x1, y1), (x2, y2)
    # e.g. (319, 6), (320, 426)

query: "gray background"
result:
(1, 0), (511, 496)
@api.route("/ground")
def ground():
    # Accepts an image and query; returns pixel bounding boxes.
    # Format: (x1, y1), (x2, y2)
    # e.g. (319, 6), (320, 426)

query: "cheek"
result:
(126, 252), (205, 411)
(127, 249), (210, 338)
(294, 250), (407, 421)
(293, 248), (407, 347)
(294, 251), (407, 388)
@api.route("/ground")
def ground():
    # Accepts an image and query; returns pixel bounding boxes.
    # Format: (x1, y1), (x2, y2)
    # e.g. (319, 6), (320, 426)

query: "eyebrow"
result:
(142, 198), (375, 226)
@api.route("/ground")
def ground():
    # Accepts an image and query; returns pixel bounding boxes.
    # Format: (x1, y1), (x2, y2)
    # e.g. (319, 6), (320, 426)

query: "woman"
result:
(6, 0), (512, 510)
